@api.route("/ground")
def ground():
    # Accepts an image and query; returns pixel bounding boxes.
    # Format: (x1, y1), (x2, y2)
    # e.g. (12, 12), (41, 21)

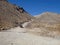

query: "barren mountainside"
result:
(35, 12), (60, 23)
(0, 0), (33, 30)
(26, 12), (60, 28)
(25, 12), (60, 38)
(0, 0), (60, 45)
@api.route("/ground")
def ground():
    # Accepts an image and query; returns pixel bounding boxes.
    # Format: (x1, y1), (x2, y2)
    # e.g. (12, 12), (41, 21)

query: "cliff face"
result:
(0, 0), (32, 30)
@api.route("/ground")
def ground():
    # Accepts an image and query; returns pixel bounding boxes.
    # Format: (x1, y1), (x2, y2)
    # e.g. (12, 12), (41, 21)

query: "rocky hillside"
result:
(26, 12), (60, 28)
(0, 0), (33, 30)
(26, 12), (60, 32)
(25, 12), (60, 37)
(35, 12), (60, 23)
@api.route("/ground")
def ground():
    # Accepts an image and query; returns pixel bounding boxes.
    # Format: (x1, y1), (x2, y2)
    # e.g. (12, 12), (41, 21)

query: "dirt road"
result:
(0, 27), (60, 45)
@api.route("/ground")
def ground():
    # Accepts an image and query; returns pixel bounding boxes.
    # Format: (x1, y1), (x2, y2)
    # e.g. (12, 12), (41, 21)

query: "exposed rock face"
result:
(0, 0), (33, 30)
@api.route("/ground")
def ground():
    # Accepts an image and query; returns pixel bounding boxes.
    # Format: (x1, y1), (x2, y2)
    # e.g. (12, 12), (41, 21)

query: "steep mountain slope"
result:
(25, 12), (60, 38)
(26, 12), (60, 28)
(0, 0), (33, 30)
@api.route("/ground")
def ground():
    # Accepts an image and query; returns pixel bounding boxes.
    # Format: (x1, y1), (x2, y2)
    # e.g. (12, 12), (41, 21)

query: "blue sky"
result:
(8, 0), (60, 16)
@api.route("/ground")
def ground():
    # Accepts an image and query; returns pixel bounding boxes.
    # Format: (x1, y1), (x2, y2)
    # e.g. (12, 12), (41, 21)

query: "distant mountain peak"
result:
(40, 12), (58, 15)
(35, 12), (59, 17)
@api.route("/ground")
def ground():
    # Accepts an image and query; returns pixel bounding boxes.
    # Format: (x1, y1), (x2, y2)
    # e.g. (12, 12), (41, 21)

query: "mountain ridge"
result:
(35, 12), (60, 17)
